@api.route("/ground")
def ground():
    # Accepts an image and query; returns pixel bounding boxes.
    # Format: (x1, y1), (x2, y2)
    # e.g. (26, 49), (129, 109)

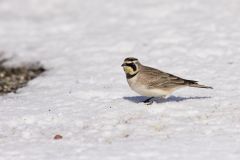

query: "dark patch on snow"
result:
(0, 56), (45, 94)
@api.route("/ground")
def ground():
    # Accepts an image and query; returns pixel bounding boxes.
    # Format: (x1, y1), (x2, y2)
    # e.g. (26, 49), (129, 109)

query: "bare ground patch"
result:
(0, 56), (45, 94)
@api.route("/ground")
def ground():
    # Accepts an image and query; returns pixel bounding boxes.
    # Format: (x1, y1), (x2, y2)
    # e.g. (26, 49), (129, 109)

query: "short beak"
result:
(121, 63), (126, 67)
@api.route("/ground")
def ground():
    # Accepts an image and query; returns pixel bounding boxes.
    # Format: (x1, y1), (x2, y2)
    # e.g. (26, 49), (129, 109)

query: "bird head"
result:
(121, 57), (140, 76)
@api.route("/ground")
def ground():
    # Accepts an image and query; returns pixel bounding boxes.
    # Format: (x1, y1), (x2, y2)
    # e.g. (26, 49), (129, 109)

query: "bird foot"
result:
(143, 97), (154, 105)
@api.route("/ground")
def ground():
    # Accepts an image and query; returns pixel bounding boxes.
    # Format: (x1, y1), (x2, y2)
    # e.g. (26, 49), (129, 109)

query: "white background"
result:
(0, 0), (240, 159)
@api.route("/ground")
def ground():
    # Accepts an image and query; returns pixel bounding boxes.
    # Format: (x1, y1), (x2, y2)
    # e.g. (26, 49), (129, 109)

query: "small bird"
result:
(121, 57), (213, 105)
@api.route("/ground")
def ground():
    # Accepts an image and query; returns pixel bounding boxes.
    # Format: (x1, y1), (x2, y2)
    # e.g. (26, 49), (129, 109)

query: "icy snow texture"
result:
(0, 0), (240, 159)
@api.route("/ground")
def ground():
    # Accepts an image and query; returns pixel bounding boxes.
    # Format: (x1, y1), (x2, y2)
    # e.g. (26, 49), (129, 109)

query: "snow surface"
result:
(0, 0), (240, 159)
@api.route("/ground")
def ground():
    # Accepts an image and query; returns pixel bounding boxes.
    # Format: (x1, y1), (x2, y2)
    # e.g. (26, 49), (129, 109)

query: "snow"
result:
(0, 0), (240, 159)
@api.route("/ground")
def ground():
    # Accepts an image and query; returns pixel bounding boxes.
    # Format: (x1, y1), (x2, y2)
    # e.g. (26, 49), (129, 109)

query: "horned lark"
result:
(121, 57), (212, 105)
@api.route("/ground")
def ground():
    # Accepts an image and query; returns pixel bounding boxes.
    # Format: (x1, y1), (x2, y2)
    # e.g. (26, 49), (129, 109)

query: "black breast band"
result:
(126, 72), (139, 79)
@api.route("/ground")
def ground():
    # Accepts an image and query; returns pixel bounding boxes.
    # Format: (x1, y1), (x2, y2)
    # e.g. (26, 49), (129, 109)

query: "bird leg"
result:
(143, 97), (154, 105)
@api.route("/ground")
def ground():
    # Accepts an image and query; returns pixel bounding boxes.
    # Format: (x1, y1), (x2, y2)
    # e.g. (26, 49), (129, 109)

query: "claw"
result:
(143, 97), (154, 105)
(145, 101), (153, 105)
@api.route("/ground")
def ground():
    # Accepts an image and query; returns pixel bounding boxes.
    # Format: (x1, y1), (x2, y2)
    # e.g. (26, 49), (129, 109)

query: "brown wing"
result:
(140, 66), (197, 89)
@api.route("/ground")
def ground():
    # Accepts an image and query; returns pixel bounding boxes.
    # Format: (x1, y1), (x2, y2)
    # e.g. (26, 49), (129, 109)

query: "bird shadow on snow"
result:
(123, 96), (211, 104)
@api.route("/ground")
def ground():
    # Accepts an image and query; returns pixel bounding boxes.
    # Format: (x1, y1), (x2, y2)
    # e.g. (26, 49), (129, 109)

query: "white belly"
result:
(127, 76), (170, 97)
(132, 85), (169, 97)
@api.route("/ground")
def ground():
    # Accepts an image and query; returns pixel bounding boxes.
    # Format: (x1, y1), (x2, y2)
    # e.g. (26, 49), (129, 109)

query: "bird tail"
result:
(186, 80), (213, 89)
